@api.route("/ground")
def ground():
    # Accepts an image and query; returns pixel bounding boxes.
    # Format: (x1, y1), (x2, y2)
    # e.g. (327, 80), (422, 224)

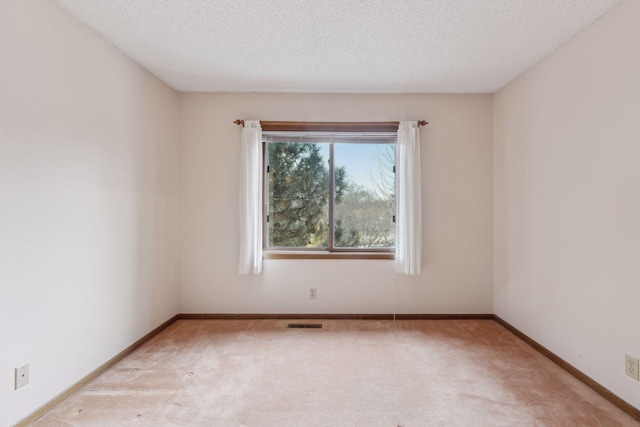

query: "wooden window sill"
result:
(263, 251), (395, 260)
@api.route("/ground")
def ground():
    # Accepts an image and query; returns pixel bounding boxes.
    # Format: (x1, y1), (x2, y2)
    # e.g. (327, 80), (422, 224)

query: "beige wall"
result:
(494, 0), (640, 410)
(178, 93), (494, 315)
(0, 1), (179, 425)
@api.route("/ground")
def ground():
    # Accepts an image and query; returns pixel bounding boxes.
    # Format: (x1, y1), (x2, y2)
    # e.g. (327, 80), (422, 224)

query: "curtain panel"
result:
(396, 121), (422, 275)
(238, 121), (263, 274)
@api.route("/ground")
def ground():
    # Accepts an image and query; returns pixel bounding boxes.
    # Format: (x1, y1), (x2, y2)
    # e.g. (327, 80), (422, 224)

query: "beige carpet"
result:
(33, 319), (639, 426)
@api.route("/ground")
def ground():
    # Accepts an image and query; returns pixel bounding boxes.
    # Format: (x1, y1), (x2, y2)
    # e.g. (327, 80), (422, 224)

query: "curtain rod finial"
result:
(234, 119), (245, 127)
(417, 120), (428, 127)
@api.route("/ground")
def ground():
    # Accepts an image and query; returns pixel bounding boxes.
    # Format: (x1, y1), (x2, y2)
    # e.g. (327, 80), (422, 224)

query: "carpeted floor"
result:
(33, 319), (639, 426)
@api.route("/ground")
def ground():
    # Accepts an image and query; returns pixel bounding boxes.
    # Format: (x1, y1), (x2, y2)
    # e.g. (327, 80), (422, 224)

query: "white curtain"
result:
(238, 120), (263, 275)
(396, 121), (422, 275)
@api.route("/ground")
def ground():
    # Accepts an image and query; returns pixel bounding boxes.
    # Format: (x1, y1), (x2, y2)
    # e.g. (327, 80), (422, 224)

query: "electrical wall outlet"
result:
(309, 288), (317, 299)
(15, 364), (29, 389)
(625, 354), (639, 380)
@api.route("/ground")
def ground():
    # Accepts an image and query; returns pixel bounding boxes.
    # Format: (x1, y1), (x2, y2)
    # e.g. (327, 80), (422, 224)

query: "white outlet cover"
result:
(625, 354), (639, 381)
(15, 364), (30, 389)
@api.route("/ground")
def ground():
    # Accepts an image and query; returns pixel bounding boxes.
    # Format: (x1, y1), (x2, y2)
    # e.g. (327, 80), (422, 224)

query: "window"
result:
(264, 131), (396, 254)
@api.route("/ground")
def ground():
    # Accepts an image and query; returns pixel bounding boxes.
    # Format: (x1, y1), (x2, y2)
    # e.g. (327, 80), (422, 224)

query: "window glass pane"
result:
(267, 142), (330, 248)
(334, 143), (395, 248)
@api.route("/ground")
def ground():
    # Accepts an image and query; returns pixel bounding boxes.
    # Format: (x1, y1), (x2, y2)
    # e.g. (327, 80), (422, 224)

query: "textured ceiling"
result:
(53, 0), (623, 93)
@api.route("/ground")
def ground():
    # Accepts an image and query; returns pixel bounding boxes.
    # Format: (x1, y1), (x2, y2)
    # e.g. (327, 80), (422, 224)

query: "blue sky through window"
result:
(335, 143), (394, 193)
